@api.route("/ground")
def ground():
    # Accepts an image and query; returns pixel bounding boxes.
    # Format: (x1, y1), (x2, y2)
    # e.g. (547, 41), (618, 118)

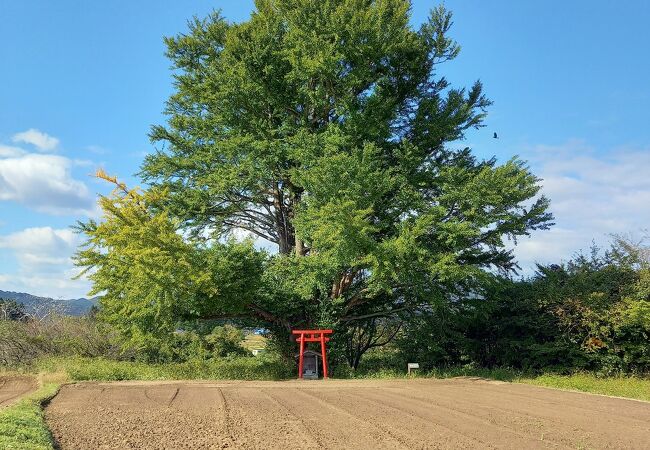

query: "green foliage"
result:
(167, 330), (212, 362)
(205, 325), (250, 357)
(74, 185), (265, 360)
(38, 356), (293, 381)
(333, 348), (406, 378)
(518, 243), (650, 374)
(155, 325), (253, 362)
(394, 239), (650, 375)
(76, 1), (552, 367)
(395, 303), (469, 370)
(610, 269), (650, 371)
(0, 382), (59, 450)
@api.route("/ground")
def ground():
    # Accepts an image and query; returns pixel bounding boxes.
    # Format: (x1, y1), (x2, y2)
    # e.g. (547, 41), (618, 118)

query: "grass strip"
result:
(38, 356), (294, 381)
(0, 382), (60, 450)
(521, 373), (650, 402)
(34, 357), (650, 403)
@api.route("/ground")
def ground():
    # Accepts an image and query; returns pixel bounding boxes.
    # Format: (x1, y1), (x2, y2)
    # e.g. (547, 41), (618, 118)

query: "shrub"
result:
(0, 316), (122, 369)
(205, 325), (251, 357)
(38, 355), (294, 381)
(0, 298), (28, 321)
(0, 321), (41, 367)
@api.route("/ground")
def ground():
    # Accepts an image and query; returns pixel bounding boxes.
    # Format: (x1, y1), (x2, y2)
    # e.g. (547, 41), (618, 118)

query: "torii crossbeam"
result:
(292, 329), (333, 379)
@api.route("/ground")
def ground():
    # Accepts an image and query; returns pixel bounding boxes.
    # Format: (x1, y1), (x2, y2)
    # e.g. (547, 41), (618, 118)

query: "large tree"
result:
(78, 1), (552, 364)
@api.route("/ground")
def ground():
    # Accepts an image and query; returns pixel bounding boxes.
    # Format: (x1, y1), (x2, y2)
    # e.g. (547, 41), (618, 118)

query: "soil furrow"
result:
(307, 386), (489, 449)
(44, 379), (650, 449)
(353, 387), (554, 449)
(270, 387), (408, 449)
(0, 376), (36, 408)
(399, 381), (650, 438)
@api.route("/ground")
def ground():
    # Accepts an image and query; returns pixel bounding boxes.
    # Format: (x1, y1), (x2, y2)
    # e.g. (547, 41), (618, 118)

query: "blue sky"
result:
(1, 1), (649, 298)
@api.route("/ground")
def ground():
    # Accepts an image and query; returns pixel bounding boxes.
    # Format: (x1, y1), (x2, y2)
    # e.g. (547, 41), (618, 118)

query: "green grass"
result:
(37, 355), (294, 381)
(241, 333), (268, 351)
(0, 382), (60, 450)
(31, 356), (650, 404)
(333, 359), (525, 381)
(521, 373), (650, 402)
(335, 361), (650, 402)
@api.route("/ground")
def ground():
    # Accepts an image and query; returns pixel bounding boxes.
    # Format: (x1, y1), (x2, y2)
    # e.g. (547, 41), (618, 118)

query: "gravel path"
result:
(45, 378), (650, 449)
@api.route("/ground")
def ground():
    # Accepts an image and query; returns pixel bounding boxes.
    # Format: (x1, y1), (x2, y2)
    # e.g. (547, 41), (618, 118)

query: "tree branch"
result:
(340, 306), (409, 322)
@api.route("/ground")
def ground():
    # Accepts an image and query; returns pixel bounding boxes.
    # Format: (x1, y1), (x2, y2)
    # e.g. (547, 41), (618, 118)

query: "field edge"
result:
(0, 378), (63, 450)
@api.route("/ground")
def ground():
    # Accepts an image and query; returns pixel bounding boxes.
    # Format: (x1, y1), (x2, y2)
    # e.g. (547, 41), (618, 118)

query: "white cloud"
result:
(0, 227), (91, 298)
(12, 128), (59, 152)
(0, 129), (99, 298)
(0, 227), (78, 270)
(0, 274), (91, 299)
(0, 145), (26, 158)
(1, 129), (98, 216)
(513, 141), (650, 271)
(0, 153), (94, 215)
(0, 226), (77, 255)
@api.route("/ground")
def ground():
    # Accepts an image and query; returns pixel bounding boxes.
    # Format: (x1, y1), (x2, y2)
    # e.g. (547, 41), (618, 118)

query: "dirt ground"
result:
(0, 375), (36, 408)
(45, 378), (650, 449)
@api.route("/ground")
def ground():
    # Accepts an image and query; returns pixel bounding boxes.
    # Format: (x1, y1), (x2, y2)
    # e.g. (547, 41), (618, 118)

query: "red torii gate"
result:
(292, 329), (333, 379)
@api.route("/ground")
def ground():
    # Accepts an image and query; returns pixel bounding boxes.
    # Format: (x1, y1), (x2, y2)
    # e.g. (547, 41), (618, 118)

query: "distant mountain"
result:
(0, 290), (98, 317)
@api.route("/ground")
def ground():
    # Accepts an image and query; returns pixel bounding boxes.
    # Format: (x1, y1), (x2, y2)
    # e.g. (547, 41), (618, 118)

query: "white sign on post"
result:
(407, 362), (420, 375)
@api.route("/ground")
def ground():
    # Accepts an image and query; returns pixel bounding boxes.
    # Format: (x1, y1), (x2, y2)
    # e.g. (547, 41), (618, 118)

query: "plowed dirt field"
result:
(0, 376), (36, 408)
(45, 378), (650, 449)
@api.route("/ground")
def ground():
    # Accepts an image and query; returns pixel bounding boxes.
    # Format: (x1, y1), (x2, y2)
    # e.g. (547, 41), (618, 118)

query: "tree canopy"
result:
(76, 1), (552, 363)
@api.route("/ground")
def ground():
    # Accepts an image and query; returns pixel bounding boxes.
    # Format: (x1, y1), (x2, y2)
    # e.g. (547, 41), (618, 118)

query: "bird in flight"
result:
(493, 132), (498, 139)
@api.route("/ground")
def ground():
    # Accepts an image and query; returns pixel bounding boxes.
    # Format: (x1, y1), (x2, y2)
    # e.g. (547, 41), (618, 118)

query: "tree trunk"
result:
(273, 186), (290, 254)
(295, 238), (304, 256)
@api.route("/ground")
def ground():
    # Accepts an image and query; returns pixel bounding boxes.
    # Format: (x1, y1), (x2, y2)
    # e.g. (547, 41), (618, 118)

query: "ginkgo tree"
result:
(76, 1), (553, 365)
(74, 171), (266, 357)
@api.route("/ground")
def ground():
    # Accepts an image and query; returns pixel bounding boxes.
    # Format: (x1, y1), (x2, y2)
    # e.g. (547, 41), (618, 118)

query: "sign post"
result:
(292, 329), (333, 379)
(407, 362), (420, 375)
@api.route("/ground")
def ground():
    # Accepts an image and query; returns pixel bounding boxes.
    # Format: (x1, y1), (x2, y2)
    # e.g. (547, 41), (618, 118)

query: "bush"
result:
(332, 349), (405, 377)
(38, 355), (294, 381)
(205, 325), (251, 357)
(391, 241), (650, 376)
(0, 298), (28, 321)
(0, 321), (41, 367)
(135, 324), (253, 363)
(0, 316), (122, 369)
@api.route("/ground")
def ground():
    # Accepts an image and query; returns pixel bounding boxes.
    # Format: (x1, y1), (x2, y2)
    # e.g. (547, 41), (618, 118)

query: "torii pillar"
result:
(292, 329), (333, 379)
